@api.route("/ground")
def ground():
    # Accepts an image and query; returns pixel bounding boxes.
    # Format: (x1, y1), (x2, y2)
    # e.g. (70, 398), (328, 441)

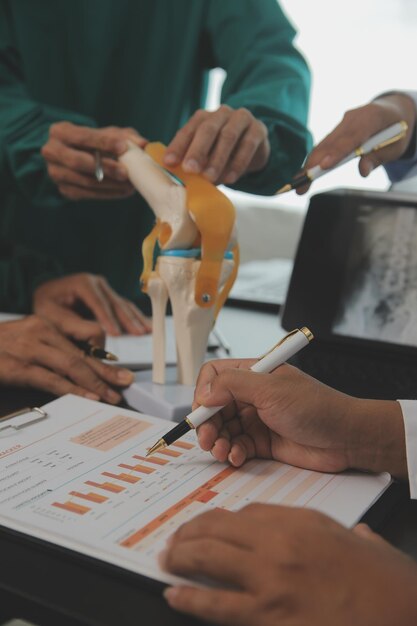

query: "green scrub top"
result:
(0, 240), (60, 312)
(0, 0), (311, 310)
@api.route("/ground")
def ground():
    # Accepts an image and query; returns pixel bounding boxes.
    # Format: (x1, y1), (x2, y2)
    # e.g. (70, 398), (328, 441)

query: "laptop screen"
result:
(282, 189), (417, 356)
(333, 204), (417, 347)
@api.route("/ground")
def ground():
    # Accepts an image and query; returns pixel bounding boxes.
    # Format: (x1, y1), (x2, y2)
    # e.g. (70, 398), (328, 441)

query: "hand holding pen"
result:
(74, 340), (118, 362)
(277, 93), (417, 194)
(147, 328), (313, 455)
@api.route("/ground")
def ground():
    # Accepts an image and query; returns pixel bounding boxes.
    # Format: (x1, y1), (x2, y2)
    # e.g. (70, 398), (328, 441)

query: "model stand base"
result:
(123, 366), (194, 422)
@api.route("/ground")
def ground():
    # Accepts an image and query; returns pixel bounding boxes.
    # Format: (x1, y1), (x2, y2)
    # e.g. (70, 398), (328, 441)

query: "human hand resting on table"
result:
(193, 359), (407, 479)
(0, 316), (133, 402)
(162, 504), (417, 626)
(41, 122), (147, 200)
(163, 105), (270, 185)
(33, 273), (152, 339)
(296, 93), (417, 193)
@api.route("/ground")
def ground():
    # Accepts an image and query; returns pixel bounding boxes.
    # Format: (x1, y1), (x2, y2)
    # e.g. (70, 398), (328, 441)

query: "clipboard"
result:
(0, 394), (395, 595)
(0, 481), (405, 626)
(0, 525), (195, 626)
(0, 407), (48, 433)
(0, 388), (407, 626)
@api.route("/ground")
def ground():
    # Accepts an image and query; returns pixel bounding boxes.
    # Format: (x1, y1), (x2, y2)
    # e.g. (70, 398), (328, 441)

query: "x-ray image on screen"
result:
(333, 205), (417, 346)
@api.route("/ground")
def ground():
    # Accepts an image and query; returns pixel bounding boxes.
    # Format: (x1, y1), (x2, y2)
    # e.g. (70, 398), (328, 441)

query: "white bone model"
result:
(120, 142), (239, 386)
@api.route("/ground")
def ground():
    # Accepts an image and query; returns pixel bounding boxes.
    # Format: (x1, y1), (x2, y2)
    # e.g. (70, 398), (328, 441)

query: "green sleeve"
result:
(0, 1), (96, 208)
(205, 0), (312, 195)
(0, 240), (63, 313)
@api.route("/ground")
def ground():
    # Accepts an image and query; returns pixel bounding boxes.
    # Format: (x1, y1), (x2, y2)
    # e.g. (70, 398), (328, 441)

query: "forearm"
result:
(0, 241), (63, 313)
(346, 398), (408, 480)
(0, 5), (95, 206)
(0, 98), (96, 207)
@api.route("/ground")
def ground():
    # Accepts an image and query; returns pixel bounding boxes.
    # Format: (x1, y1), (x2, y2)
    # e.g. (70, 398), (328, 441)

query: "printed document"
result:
(0, 395), (390, 585)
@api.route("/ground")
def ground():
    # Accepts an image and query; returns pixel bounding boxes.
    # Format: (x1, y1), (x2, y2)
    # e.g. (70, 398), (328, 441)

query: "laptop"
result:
(227, 258), (293, 311)
(281, 188), (417, 400)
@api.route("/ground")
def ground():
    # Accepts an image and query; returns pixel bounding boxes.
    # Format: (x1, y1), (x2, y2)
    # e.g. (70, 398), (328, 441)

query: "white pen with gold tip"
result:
(146, 327), (313, 456)
(276, 120), (408, 194)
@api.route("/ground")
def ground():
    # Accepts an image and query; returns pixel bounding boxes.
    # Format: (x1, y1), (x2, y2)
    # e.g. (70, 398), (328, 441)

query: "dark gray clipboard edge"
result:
(0, 521), (165, 591)
(0, 521), (206, 626)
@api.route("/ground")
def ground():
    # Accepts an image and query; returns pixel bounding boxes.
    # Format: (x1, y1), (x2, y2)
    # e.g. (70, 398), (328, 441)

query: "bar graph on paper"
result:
(0, 397), (390, 588)
(48, 431), (341, 560)
(50, 440), (198, 520)
(10, 406), (351, 567)
(119, 459), (340, 556)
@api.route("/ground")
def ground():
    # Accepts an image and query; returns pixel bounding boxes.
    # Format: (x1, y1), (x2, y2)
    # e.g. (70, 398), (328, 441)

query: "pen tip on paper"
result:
(105, 351), (119, 362)
(146, 439), (166, 457)
(275, 183), (292, 195)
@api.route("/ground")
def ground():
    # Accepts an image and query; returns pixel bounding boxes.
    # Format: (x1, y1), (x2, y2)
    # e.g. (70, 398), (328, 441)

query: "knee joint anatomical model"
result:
(120, 142), (239, 386)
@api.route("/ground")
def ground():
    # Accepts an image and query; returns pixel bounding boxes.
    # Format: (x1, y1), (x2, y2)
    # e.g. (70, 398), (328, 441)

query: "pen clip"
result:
(371, 130), (407, 152)
(355, 121), (408, 156)
(257, 327), (313, 360)
(257, 329), (298, 360)
(0, 407), (48, 432)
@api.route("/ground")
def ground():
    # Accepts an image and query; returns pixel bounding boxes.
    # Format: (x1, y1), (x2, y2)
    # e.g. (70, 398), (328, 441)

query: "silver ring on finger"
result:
(95, 150), (104, 182)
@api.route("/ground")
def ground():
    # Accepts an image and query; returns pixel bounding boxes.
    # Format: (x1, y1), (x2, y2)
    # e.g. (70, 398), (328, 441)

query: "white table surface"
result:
(216, 306), (286, 359)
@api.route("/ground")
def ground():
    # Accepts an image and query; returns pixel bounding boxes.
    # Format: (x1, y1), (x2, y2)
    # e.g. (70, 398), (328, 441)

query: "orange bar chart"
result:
(281, 472), (326, 506)
(172, 441), (194, 450)
(133, 455), (168, 466)
(158, 449), (182, 458)
(196, 490), (217, 503)
(102, 471), (140, 484)
(121, 465), (236, 548)
(118, 463), (154, 475)
(52, 501), (90, 515)
(69, 491), (108, 503)
(85, 480), (125, 493)
(256, 467), (300, 503)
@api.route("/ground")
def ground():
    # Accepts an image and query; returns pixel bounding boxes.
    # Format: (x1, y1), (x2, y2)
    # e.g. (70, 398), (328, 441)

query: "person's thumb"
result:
(359, 154), (381, 177)
(353, 523), (387, 546)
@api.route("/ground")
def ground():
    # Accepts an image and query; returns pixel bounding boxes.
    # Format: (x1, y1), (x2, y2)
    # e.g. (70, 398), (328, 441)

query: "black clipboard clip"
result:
(0, 407), (48, 433)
